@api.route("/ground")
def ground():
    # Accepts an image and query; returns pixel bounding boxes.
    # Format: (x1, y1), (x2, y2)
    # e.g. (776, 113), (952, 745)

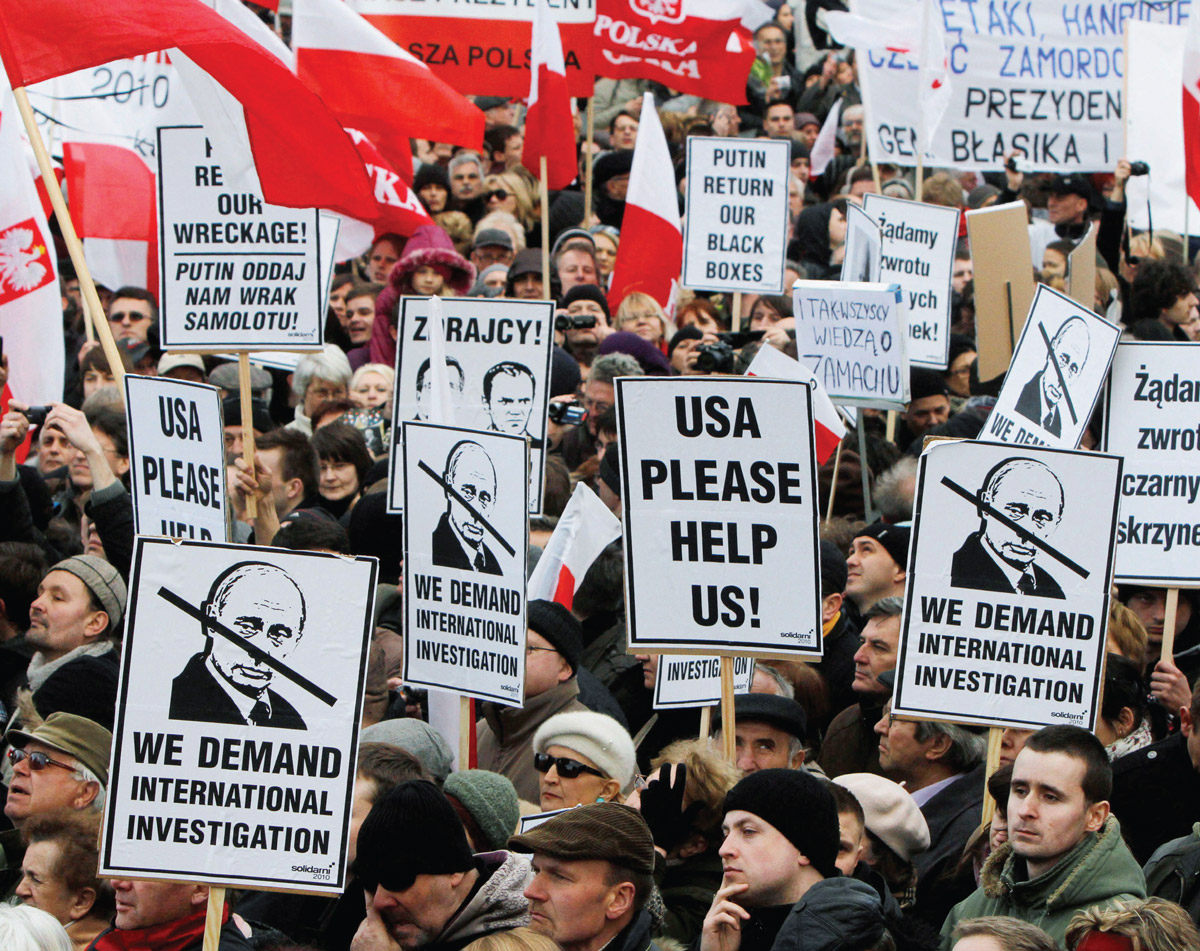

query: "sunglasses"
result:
(8, 747), (75, 772)
(485, 189), (509, 201)
(109, 311), (150, 323)
(533, 752), (606, 780)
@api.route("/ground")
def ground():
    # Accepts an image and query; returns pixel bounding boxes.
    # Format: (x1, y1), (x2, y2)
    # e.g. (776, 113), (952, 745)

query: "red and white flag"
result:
(523, 0), (577, 191)
(528, 484), (622, 609)
(346, 129), (433, 238)
(292, 0), (484, 164)
(607, 93), (682, 312)
(62, 143), (158, 296)
(0, 0), (376, 222)
(1184, 12), (1200, 209)
(745, 345), (846, 464)
(809, 98), (842, 177)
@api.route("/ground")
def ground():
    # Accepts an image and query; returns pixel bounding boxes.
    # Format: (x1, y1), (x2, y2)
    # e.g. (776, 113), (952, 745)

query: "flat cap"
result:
(725, 693), (807, 741)
(509, 802), (655, 872)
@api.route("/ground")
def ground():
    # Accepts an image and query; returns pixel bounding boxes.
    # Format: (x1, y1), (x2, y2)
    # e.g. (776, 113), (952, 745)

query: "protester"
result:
(715, 693), (810, 773)
(1064, 897), (1200, 950)
(843, 524), (909, 615)
(0, 904), (74, 951)
(532, 710), (637, 811)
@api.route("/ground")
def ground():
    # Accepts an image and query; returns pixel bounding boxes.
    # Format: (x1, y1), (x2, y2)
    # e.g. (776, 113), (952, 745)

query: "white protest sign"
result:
(1103, 342), (1200, 586)
(862, 193), (960, 369)
(793, 280), (910, 409)
(401, 421), (529, 706)
(157, 125), (323, 351)
(388, 297), (555, 515)
(986, 285), (1119, 449)
(124, 375), (226, 541)
(840, 203), (882, 285)
(617, 376), (822, 656)
(893, 441), (1121, 731)
(653, 654), (753, 710)
(101, 538), (376, 893)
(854, 0), (1190, 171)
(682, 136), (790, 294)
(518, 807), (571, 833)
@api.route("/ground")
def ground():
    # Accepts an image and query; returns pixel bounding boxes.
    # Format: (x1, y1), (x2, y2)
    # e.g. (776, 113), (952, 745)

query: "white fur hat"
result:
(533, 711), (637, 795)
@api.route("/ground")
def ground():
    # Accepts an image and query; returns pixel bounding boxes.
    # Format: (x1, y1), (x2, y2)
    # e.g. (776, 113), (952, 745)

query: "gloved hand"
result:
(638, 763), (702, 852)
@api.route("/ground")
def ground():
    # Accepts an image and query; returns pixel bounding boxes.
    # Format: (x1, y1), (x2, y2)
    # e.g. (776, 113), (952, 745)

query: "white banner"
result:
(840, 202), (882, 285)
(617, 376), (822, 656)
(1103, 342), (1200, 587)
(894, 440), (1121, 730)
(402, 421), (529, 706)
(124, 375), (227, 541)
(682, 136), (790, 294)
(101, 538), (376, 893)
(653, 654), (753, 709)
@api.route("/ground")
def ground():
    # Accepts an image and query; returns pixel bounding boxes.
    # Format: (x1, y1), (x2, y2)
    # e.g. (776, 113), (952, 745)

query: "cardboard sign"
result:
(1066, 223), (1097, 310)
(986, 285), (1120, 449)
(792, 279), (909, 409)
(840, 202), (882, 285)
(893, 441), (1121, 731)
(617, 376), (822, 656)
(101, 538), (376, 893)
(862, 193), (960, 369)
(388, 297), (555, 515)
(1103, 342), (1200, 586)
(401, 421), (529, 706)
(682, 136), (790, 294)
(124, 375), (227, 541)
(966, 202), (1036, 381)
(653, 654), (754, 710)
(157, 126), (324, 351)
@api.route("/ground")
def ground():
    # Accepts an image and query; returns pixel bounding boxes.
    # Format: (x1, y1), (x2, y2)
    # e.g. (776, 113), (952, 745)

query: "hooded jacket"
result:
(939, 815), (1146, 948)
(435, 850), (533, 951)
(771, 876), (885, 951)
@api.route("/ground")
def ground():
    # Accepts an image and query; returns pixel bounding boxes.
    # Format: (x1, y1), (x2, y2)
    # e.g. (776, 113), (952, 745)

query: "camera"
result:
(1129, 161), (1150, 177)
(548, 401), (586, 425)
(693, 331), (764, 375)
(555, 313), (597, 332)
(20, 406), (49, 427)
(1006, 155), (1032, 175)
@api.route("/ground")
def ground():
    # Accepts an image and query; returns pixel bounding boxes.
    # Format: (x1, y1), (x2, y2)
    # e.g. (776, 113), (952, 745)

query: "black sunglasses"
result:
(485, 189), (509, 201)
(533, 752), (606, 779)
(8, 747), (75, 772)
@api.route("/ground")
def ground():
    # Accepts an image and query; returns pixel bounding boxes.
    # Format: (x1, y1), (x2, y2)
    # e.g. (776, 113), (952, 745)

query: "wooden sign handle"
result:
(237, 353), (258, 520)
(202, 887), (225, 951)
(980, 726), (1003, 827)
(825, 441), (843, 526)
(699, 705), (712, 740)
(459, 695), (473, 771)
(719, 657), (736, 764)
(1162, 587), (1179, 664)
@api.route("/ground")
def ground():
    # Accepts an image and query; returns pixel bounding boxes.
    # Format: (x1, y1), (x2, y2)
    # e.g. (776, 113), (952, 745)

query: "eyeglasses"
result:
(533, 752), (607, 779)
(485, 189), (509, 202)
(8, 747), (75, 772)
(109, 311), (150, 323)
(526, 645), (560, 656)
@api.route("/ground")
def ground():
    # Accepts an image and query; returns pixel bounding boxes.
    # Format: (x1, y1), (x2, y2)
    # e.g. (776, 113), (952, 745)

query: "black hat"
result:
(221, 396), (274, 435)
(723, 769), (839, 879)
(593, 150), (634, 186)
(1050, 174), (1096, 204)
(909, 367), (950, 402)
(854, 522), (910, 570)
(528, 599), (583, 674)
(728, 693), (807, 742)
(790, 140), (811, 163)
(667, 325), (704, 358)
(819, 539), (848, 597)
(508, 248), (544, 281)
(353, 780), (474, 892)
(472, 228), (514, 251)
(561, 283), (610, 318)
(413, 163), (450, 193)
(475, 96), (511, 112)
(598, 442), (621, 498)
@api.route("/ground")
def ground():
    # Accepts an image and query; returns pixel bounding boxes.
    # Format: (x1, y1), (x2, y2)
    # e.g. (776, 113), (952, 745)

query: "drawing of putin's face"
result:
(1040, 318), (1089, 410)
(444, 442), (496, 550)
(980, 460), (1064, 571)
(206, 564), (306, 696)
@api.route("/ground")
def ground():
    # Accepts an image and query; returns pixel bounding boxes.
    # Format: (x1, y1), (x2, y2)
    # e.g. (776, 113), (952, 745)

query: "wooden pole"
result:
(885, 410), (897, 443)
(857, 420), (876, 522)
(202, 887), (225, 951)
(12, 87), (124, 383)
(719, 657), (736, 763)
(540, 156), (551, 296)
(583, 97), (595, 225)
(80, 295), (96, 344)
(731, 292), (742, 333)
(825, 440), (843, 526)
(459, 695), (473, 771)
(980, 726), (1004, 826)
(699, 704), (712, 739)
(237, 353), (258, 520)
(1162, 587), (1180, 663)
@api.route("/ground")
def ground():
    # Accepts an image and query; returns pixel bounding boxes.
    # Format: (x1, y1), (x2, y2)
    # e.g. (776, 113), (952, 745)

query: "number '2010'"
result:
(90, 67), (169, 108)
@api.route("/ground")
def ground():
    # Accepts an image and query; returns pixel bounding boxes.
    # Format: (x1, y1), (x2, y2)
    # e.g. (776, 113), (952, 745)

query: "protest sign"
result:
(124, 374), (226, 541)
(862, 193), (960, 369)
(682, 136), (789, 294)
(1066, 223), (1097, 309)
(966, 202), (1035, 380)
(101, 537), (376, 893)
(793, 279), (909, 409)
(1103, 342), (1200, 586)
(893, 440), (1121, 731)
(519, 807), (570, 833)
(854, 0), (1190, 171)
(653, 654), (753, 709)
(617, 376), (821, 655)
(840, 203), (882, 285)
(986, 285), (1120, 449)
(401, 421), (529, 706)
(388, 296), (555, 515)
(157, 125), (324, 351)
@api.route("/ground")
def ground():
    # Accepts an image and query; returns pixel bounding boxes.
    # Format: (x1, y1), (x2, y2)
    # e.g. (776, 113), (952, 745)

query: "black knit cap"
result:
(528, 599), (583, 674)
(909, 367), (950, 401)
(352, 780), (474, 892)
(723, 769), (839, 879)
(561, 283), (611, 318)
(854, 521), (910, 571)
(819, 539), (848, 597)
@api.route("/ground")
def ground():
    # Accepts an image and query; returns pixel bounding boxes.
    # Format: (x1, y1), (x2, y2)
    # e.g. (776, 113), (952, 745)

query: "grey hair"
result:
(589, 353), (644, 386)
(912, 720), (987, 772)
(864, 595), (904, 621)
(874, 457), (919, 522)
(292, 344), (352, 400)
(449, 151), (484, 176)
(0, 903), (74, 951)
(73, 760), (106, 814)
(751, 662), (795, 699)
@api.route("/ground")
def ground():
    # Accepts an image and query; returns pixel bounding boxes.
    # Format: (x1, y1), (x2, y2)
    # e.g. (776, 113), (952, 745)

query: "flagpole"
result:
(237, 353), (258, 520)
(11, 87), (125, 384)
(583, 96), (595, 224)
(915, 0), (931, 197)
(540, 155), (552, 295)
(202, 887), (225, 951)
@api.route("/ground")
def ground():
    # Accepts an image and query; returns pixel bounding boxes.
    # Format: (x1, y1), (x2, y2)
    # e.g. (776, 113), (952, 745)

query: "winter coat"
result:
(654, 849), (724, 946)
(1110, 732), (1200, 865)
(818, 699), (884, 779)
(912, 764), (986, 930)
(1143, 822), (1200, 926)
(771, 876), (886, 951)
(435, 850), (533, 951)
(939, 816), (1147, 948)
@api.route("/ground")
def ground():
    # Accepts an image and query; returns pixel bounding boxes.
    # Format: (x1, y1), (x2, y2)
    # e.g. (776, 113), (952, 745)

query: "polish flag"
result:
(607, 94), (682, 312)
(528, 484), (622, 609)
(523, 0), (577, 191)
(0, 0), (376, 222)
(345, 129), (433, 239)
(809, 98), (842, 177)
(1185, 12), (1200, 209)
(292, 0), (485, 164)
(745, 345), (846, 464)
(62, 144), (158, 296)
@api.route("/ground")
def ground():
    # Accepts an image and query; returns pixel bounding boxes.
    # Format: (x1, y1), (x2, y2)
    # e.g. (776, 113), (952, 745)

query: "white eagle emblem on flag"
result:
(631, 0), (685, 26)
(0, 219), (54, 304)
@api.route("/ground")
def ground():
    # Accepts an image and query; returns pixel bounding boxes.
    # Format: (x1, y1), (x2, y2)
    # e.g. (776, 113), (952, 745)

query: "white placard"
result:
(124, 375), (226, 541)
(861, 193), (960, 369)
(894, 441), (1121, 731)
(840, 202), (882, 285)
(1103, 342), (1200, 586)
(682, 136), (790, 294)
(617, 377), (822, 656)
(986, 285), (1120, 449)
(793, 279), (910, 409)
(157, 125), (324, 351)
(101, 538), (377, 893)
(653, 654), (754, 710)
(401, 421), (529, 705)
(518, 807), (571, 833)
(388, 297), (555, 515)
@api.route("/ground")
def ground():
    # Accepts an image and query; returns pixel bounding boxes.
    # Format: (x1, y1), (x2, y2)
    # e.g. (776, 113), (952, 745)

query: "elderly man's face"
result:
(1041, 322), (1089, 409)
(208, 572), (305, 694)
(5, 740), (95, 824)
(982, 465), (1063, 570)
(486, 372), (535, 434)
(304, 376), (348, 418)
(447, 446), (496, 548)
(451, 161), (483, 200)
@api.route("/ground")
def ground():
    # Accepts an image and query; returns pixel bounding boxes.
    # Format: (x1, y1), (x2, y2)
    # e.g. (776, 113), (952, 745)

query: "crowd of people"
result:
(0, 1), (1198, 949)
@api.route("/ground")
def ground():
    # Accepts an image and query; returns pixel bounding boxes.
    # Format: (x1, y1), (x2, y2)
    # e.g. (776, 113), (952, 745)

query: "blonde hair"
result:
(484, 172), (537, 231)
(463, 927), (561, 951)
(615, 291), (674, 341)
(351, 363), (395, 392)
(1107, 599), (1148, 671)
(650, 737), (741, 836)
(1066, 898), (1200, 950)
(434, 211), (473, 256)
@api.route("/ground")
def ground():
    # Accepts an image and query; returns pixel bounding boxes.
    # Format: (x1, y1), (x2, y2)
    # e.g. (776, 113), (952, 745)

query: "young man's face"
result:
(525, 855), (619, 948)
(343, 294), (377, 346)
(719, 809), (803, 907)
(851, 615), (900, 697)
(1008, 747), (1107, 876)
(951, 258), (973, 293)
(844, 538), (903, 612)
(834, 809), (865, 876)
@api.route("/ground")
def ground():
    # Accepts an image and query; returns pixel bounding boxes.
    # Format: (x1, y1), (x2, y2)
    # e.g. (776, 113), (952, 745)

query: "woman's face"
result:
(776, 4), (794, 29)
(678, 309), (720, 334)
(592, 233), (618, 276)
(989, 806), (1008, 852)
(621, 305), (665, 344)
(485, 178), (518, 215)
(749, 302), (783, 332)
(319, 458), (360, 502)
(828, 207), (847, 247)
(945, 350), (977, 397)
(16, 841), (87, 925)
(412, 265), (446, 296)
(352, 371), (392, 409)
(538, 744), (613, 811)
(329, 280), (353, 319)
(419, 183), (448, 214)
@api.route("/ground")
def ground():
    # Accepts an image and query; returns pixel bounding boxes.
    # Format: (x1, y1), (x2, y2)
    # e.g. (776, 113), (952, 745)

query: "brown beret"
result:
(508, 802), (655, 873)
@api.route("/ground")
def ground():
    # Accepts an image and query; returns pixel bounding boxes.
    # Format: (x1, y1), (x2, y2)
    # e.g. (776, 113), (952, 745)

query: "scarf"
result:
(92, 904), (228, 951)
(27, 641), (113, 692)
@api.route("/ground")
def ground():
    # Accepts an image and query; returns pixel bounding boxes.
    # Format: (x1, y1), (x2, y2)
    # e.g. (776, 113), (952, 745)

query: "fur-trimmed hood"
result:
(390, 223), (475, 296)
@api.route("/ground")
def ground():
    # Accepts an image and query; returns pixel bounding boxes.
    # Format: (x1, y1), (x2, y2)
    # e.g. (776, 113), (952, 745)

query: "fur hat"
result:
(390, 224), (476, 298)
(533, 711), (637, 794)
